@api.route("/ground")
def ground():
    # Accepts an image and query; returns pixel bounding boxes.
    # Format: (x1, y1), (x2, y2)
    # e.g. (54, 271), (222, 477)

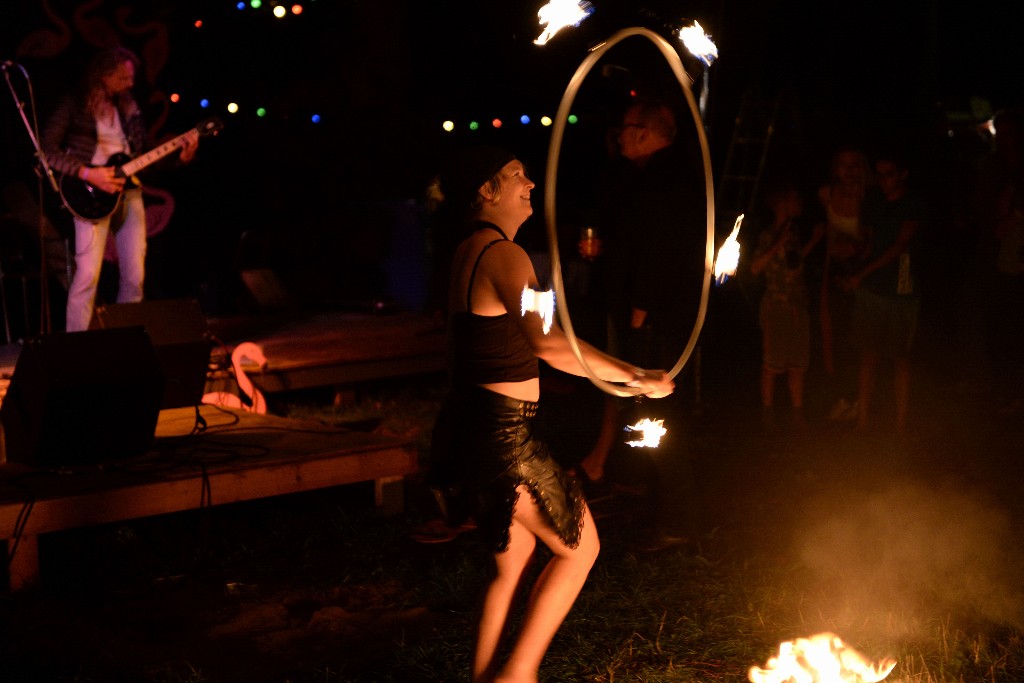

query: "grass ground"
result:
(2, 330), (1023, 682)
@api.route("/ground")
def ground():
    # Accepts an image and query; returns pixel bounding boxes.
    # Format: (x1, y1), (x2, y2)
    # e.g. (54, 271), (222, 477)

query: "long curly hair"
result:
(77, 46), (140, 117)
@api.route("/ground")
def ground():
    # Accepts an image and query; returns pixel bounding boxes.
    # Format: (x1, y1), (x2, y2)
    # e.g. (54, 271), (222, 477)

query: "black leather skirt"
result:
(428, 385), (585, 553)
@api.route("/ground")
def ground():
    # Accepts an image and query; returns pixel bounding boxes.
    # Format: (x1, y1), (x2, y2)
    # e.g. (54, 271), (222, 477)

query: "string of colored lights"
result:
(174, 3), (584, 133)
(231, 2), (305, 16)
(440, 114), (578, 133)
(166, 2), (318, 124)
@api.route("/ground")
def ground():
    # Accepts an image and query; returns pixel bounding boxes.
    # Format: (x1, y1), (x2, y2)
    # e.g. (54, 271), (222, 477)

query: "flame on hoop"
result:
(625, 418), (666, 448)
(714, 213), (743, 285)
(678, 21), (718, 67)
(535, 0), (594, 46)
(522, 285), (555, 334)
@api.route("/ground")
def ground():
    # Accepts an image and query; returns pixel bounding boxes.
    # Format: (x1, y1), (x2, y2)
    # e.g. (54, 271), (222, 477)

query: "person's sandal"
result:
(410, 518), (460, 544)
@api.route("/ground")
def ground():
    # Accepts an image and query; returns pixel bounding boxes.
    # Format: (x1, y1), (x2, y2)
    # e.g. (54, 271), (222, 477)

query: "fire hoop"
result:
(543, 26), (715, 397)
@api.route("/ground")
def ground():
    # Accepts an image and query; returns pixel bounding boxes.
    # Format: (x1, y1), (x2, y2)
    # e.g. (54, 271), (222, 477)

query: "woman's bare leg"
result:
(495, 488), (600, 682)
(473, 515), (537, 683)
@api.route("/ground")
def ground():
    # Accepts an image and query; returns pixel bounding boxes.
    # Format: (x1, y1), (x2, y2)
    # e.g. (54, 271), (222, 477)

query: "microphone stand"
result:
(3, 60), (58, 335)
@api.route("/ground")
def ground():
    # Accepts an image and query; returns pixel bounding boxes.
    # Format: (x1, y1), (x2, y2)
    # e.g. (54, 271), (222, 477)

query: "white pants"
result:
(65, 188), (146, 332)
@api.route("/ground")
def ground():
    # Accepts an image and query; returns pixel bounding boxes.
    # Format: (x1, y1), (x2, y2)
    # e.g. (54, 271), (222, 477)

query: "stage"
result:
(0, 404), (418, 592)
(0, 306), (447, 402)
(204, 308), (447, 396)
(0, 305), (446, 592)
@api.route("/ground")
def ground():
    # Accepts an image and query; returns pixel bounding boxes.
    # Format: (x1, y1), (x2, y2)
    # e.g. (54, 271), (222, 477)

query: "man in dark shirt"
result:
(584, 99), (708, 551)
(603, 101), (706, 361)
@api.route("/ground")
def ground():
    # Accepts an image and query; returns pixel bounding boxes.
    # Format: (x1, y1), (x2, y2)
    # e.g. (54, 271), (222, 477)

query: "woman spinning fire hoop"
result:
(427, 144), (674, 683)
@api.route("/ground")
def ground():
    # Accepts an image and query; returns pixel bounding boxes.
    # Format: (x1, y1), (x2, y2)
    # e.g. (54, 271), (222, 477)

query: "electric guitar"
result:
(59, 117), (223, 221)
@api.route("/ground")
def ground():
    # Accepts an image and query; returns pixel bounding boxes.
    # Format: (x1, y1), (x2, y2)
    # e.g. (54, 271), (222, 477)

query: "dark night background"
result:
(2, 6), (1024, 679)
(2, 0), (1022, 328)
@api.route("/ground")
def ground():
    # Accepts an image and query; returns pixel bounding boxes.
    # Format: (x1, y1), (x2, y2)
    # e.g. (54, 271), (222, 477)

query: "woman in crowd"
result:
(816, 144), (872, 420)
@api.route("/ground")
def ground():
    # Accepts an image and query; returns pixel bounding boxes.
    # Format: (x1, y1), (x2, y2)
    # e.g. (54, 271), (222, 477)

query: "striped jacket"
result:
(41, 95), (151, 178)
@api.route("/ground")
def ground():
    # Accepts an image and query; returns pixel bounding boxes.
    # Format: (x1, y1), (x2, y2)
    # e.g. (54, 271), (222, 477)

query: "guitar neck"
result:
(120, 128), (194, 177)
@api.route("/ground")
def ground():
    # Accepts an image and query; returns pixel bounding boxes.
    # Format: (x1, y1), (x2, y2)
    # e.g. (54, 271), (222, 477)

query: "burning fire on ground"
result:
(749, 632), (896, 683)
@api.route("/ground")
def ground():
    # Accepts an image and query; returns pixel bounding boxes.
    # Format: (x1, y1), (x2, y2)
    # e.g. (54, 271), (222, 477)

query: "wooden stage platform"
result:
(0, 307), (447, 402)
(0, 307), (445, 592)
(0, 404), (418, 592)
(205, 309), (447, 395)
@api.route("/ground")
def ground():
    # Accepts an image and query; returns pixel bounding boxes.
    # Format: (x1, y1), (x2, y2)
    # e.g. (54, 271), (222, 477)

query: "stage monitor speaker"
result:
(0, 327), (164, 468)
(90, 299), (211, 409)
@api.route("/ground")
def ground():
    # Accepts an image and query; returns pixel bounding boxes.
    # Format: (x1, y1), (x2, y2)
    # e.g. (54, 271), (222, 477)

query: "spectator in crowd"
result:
(842, 149), (925, 434)
(815, 145), (872, 422)
(575, 97), (707, 551)
(749, 179), (822, 430)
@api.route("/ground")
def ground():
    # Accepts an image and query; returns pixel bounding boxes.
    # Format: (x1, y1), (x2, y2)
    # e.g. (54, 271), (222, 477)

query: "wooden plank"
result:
(0, 405), (420, 591)
(249, 353), (446, 393)
(0, 445), (415, 536)
(0, 406), (417, 531)
(4, 309), (448, 401)
(206, 310), (447, 393)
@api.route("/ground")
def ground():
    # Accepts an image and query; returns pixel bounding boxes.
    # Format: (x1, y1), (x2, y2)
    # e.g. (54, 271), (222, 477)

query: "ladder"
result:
(715, 88), (792, 226)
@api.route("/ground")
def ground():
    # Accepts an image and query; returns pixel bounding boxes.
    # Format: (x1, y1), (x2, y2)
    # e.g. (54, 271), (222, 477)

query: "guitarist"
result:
(42, 46), (199, 332)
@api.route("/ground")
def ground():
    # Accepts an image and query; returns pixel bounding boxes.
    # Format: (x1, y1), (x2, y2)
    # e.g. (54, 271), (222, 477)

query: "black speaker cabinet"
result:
(0, 327), (164, 468)
(90, 299), (211, 409)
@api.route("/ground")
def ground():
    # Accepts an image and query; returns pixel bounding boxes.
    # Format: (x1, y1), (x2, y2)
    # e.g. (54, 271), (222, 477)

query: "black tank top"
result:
(450, 224), (539, 387)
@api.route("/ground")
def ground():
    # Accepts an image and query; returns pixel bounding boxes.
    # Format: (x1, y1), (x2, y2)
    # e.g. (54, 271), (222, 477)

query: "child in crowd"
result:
(750, 180), (823, 429)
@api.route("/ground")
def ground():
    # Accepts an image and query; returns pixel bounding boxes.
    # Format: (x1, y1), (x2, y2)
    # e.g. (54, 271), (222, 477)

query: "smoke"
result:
(796, 479), (1024, 630)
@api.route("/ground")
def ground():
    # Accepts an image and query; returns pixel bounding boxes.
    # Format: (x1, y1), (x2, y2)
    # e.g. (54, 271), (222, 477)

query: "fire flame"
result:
(535, 0), (594, 46)
(521, 285), (555, 334)
(749, 633), (897, 683)
(625, 418), (666, 448)
(678, 20), (719, 67)
(714, 213), (743, 285)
